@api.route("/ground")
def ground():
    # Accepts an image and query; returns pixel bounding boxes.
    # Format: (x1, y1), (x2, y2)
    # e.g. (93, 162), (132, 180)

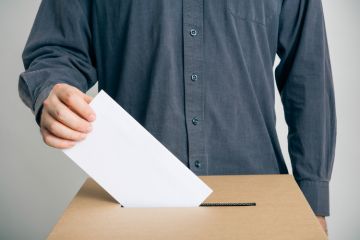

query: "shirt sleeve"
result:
(275, 0), (336, 216)
(18, 0), (97, 124)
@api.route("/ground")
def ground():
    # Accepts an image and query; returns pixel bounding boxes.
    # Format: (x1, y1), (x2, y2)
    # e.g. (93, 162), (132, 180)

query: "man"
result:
(19, 0), (336, 233)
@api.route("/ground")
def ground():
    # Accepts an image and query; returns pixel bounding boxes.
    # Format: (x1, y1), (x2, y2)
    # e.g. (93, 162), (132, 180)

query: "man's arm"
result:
(275, 0), (336, 224)
(19, 0), (97, 148)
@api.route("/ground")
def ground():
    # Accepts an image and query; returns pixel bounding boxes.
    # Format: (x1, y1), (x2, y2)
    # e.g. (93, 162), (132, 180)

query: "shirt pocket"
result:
(226, 0), (279, 26)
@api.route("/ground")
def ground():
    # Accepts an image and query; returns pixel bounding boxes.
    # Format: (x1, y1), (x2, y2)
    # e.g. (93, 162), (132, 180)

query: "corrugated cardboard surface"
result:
(48, 175), (327, 239)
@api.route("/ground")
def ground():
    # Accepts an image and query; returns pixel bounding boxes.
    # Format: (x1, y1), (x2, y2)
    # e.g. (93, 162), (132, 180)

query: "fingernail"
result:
(89, 114), (96, 121)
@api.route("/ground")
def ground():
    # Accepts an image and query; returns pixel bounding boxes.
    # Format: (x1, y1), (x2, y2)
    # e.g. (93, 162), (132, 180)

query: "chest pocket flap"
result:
(227, 0), (279, 26)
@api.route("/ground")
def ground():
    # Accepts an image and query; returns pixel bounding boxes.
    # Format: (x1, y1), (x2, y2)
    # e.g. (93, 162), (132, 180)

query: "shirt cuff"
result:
(33, 85), (55, 125)
(296, 180), (330, 216)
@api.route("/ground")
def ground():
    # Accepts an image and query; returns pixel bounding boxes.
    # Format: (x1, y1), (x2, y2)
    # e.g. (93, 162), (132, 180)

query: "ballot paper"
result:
(63, 90), (212, 208)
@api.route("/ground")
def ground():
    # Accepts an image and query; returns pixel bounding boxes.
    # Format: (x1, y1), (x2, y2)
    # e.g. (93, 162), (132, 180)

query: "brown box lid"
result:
(48, 175), (327, 240)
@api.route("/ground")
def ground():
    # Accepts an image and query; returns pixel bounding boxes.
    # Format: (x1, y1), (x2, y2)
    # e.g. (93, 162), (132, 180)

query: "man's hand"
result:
(317, 216), (328, 235)
(40, 83), (96, 149)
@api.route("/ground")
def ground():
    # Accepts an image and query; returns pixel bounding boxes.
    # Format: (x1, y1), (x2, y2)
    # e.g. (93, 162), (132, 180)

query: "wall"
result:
(0, 1), (87, 239)
(0, 0), (359, 239)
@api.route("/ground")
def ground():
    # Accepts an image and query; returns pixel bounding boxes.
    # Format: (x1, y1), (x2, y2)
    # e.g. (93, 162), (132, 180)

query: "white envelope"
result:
(63, 90), (212, 207)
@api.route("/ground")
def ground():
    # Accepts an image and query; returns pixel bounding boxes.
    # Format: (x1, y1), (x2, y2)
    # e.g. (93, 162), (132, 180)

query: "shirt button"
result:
(194, 160), (201, 168)
(190, 29), (198, 36)
(191, 74), (198, 81)
(192, 117), (199, 125)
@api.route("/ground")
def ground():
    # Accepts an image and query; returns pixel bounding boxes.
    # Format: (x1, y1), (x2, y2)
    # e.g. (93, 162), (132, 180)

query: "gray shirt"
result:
(19, 0), (336, 216)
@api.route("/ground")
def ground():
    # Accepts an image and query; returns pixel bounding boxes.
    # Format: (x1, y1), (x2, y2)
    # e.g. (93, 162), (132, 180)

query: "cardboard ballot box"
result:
(47, 175), (327, 240)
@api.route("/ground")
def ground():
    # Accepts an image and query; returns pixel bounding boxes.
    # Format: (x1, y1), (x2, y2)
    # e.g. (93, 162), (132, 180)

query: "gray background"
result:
(0, 0), (359, 239)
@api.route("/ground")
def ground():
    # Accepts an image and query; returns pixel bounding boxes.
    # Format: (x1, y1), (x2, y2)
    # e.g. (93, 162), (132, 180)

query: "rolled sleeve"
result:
(18, 0), (97, 124)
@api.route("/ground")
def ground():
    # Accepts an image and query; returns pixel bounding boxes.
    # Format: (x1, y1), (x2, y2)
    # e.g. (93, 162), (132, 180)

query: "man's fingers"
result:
(40, 128), (76, 149)
(41, 111), (87, 141)
(84, 94), (93, 104)
(45, 97), (93, 133)
(57, 88), (96, 122)
(39, 83), (96, 149)
(316, 216), (328, 235)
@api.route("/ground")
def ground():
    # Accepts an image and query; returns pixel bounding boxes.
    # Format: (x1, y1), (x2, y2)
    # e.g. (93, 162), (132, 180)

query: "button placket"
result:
(183, 0), (207, 175)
